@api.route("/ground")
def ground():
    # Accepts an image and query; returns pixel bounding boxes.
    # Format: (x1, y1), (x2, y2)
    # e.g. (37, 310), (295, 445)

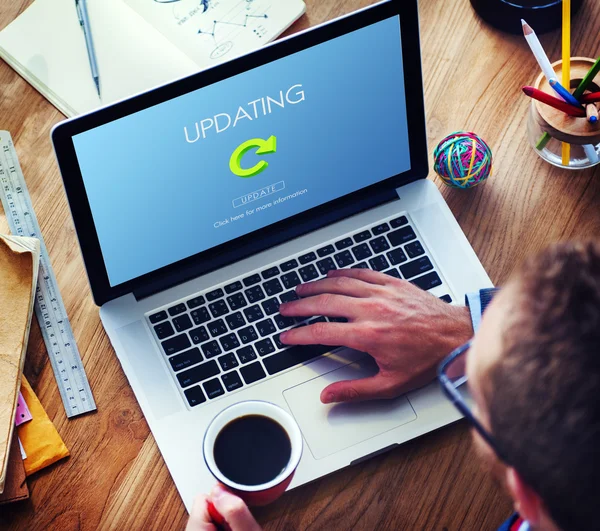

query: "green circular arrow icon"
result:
(229, 135), (277, 178)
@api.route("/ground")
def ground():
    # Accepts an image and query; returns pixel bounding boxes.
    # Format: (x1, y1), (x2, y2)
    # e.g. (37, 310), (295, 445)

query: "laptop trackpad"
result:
(283, 356), (417, 460)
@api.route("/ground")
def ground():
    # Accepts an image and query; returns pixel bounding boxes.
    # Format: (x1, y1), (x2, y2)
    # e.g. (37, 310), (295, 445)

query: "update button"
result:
(232, 181), (285, 208)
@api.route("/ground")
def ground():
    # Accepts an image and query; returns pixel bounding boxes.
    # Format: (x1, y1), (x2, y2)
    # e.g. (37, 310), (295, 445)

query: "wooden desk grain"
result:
(1, 0), (599, 529)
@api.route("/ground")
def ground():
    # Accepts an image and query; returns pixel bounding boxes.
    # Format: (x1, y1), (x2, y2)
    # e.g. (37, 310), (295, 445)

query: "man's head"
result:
(467, 241), (600, 531)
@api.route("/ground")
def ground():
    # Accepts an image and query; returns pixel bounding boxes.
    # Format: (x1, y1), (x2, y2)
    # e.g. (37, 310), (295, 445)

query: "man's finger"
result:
(279, 294), (362, 319)
(295, 275), (383, 299)
(280, 321), (361, 349)
(327, 268), (391, 285)
(320, 373), (400, 404)
(210, 485), (262, 531)
(186, 495), (216, 531)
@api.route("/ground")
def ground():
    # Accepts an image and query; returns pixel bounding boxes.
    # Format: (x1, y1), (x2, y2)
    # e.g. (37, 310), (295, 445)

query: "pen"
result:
(549, 79), (581, 108)
(75, 0), (101, 98)
(522, 86), (586, 117)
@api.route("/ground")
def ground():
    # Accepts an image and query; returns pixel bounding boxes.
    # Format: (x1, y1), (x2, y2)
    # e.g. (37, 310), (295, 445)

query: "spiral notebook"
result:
(0, 0), (305, 117)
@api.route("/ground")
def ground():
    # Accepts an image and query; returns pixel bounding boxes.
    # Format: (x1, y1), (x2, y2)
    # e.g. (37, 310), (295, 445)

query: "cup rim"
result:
(203, 400), (303, 492)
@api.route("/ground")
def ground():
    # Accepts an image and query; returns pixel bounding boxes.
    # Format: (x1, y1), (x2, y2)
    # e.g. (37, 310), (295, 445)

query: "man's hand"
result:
(279, 268), (472, 404)
(186, 485), (262, 531)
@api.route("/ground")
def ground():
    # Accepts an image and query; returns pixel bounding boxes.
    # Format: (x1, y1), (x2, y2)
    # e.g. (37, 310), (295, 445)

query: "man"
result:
(187, 241), (600, 531)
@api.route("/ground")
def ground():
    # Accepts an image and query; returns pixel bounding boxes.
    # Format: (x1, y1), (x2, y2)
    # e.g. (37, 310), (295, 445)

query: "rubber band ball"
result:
(433, 132), (493, 189)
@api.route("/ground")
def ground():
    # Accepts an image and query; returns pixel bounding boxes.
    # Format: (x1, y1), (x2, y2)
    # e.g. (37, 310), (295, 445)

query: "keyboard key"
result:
(236, 345), (257, 364)
(238, 325), (258, 344)
(370, 236), (390, 254)
(262, 297), (280, 315)
(244, 305), (264, 322)
(335, 237), (354, 250)
(225, 311), (246, 330)
(353, 230), (371, 243)
(224, 281), (243, 294)
(352, 262), (369, 269)
(189, 326), (210, 344)
(208, 319), (228, 337)
(222, 371), (243, 392)
(400, 257), (433, 279)
(280, 259), (298, 272)
(203, 378), (225, 399)
(372, 222), (390, 235)
(387, 248), (408, 265)
(256, 318), (277, 337)
(317, 244), (335, 257)
(329, 316), (348, 323)
(184, 386), (206, 407)
(308, 316), (327, 325)
(262, 266), (280, 279)
(154, 321), (174, 340)
(316, 257), (336, 275)
(218, 352), (239, 371)
(209, 299), (228, 318)
(243, 274), (261, 287)
(369, 255), (390, 272)
(411, 271), (442, 291)
(280, 291), (299, 303)
(273, 333), (285, 350)
(281, 271), (301, 289)
(263, 344), (333, 375)
(405, 240), (425, 259)
(299, 264), (319, 282)
(227, 292), (247, 310)
(275, 313), (295, 329)
(440, 294), (453, 303)
(162, 334), (191, 356)
(352, 243), (373, 261)
(186, 296), (205, 309)
(245, 285), (266, 303)
(390, 215), (408, 228)
(201, 340), (222, 358)
(149, 310), (168, 324)
(167, 303), (186, 317)
(384, 268), (402, 279)
(219, 333), (240, 352)
(177, 359), (220, 387)
(334, 250), (355, 268)
(255, 338), (276, 356)
(388, 226), (417, 246)
(191, 307), (211, 325)
(240, 362), (267, 384)
(298, 252), (316, 265)
(169, 347), (203, 372)
(173, 314), (193, 333)
(206, 288), (224, 302)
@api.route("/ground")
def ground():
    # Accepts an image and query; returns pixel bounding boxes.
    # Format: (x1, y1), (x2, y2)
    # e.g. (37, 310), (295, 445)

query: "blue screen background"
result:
(73, 16), (411, 287)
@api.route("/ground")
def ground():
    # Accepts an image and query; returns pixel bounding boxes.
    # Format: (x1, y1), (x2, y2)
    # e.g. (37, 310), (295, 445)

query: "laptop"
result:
(51, 0), (492, 511)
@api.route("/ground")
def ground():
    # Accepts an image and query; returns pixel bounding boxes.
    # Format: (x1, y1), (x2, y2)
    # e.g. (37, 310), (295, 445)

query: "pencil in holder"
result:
(527, 57), (600, 169)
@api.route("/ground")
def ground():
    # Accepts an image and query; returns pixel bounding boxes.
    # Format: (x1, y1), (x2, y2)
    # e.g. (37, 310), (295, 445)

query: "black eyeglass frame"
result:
(437, 340), (510, 464)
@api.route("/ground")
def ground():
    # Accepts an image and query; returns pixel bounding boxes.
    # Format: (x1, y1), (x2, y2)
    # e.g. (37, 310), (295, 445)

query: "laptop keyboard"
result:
(147, 214), (452, 409)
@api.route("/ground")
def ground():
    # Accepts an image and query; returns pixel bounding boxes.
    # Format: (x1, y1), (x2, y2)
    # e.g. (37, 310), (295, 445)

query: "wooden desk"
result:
(1, 0), (599, 528)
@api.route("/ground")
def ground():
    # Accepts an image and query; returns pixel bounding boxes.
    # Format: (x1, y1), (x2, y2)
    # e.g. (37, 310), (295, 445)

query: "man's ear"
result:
(505, 467), (542, 526)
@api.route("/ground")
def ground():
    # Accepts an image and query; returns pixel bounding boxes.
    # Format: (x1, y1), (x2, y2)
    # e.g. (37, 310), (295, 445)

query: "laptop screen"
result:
(72, 15), (410, 287)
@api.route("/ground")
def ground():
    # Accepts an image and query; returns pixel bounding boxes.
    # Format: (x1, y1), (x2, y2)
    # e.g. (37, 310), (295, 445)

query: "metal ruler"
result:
(0, 131), (96, 418)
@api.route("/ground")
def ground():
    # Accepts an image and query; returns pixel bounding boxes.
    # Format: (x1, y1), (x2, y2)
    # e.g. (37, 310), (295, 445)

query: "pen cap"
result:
(532, 58), (600, 145)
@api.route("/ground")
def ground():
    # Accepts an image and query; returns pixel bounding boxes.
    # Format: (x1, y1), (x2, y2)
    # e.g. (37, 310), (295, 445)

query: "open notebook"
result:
(0, 0), (305, 117)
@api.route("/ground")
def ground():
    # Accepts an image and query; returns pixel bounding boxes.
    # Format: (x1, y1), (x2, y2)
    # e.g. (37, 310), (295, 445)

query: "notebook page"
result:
(0, 0), (198, 117)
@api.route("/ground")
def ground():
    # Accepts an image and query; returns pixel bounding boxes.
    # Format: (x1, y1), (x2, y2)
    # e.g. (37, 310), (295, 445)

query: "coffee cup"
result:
(203, 400), (303, 506)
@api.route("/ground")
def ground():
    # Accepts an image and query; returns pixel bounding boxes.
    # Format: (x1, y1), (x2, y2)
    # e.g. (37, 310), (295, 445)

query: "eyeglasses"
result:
(437, 340), (509, 464)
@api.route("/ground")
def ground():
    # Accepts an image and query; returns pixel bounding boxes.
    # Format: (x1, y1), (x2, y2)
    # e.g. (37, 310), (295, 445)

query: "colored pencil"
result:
(573, 57), (600, 100)
(561, 0), (571, 165)
(580, 91), (600, 104)
(521, 20), (557, 83)
(586, 103), (599, 123)
(522, 86), (586, 116)
(549, 79), (581, 108)
(583, 144), (599, 164)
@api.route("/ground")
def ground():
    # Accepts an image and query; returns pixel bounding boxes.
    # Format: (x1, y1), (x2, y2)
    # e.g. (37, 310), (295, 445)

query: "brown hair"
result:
(486, 241), (600, 531)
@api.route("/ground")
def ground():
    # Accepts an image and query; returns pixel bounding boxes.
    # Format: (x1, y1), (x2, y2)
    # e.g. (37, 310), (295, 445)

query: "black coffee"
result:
(213, 414), (291, 486)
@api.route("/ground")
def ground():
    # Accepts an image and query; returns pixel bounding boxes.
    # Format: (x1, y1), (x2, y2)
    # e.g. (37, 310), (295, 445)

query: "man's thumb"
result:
(320, 374), (394, 404)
